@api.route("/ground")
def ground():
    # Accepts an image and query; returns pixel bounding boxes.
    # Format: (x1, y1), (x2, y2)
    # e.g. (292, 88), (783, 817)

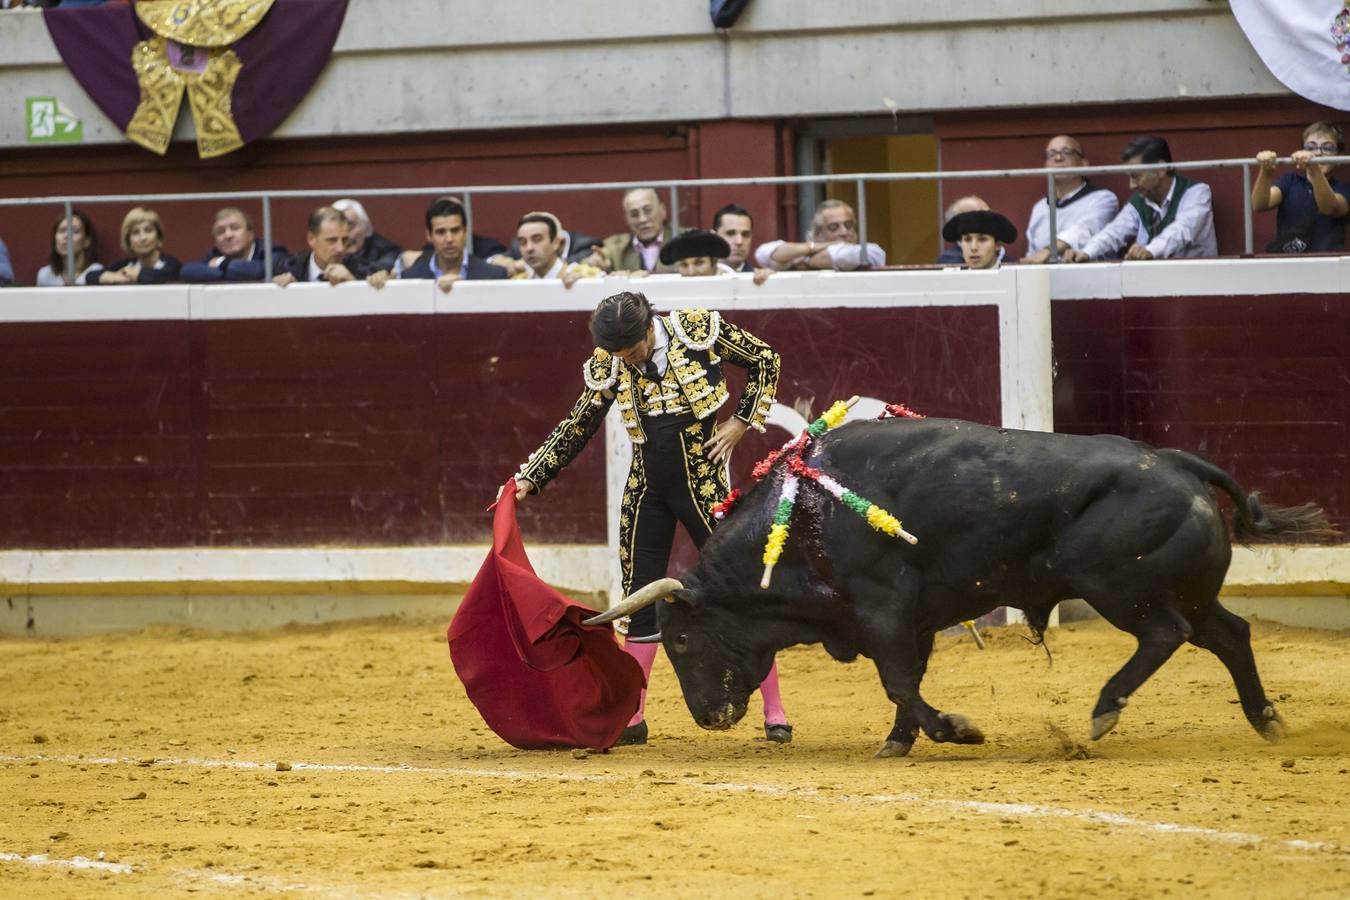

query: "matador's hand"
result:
(705, 418), (749, 464)
(513, 478), (536, 501)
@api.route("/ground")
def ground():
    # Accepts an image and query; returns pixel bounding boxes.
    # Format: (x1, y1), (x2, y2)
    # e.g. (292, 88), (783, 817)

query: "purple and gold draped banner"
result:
(44, 0), (348, 158)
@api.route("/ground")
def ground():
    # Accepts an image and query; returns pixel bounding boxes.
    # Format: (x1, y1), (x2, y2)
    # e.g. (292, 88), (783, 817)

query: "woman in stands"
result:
(35, 208), (100, 286)
(88, 207), (182, 285)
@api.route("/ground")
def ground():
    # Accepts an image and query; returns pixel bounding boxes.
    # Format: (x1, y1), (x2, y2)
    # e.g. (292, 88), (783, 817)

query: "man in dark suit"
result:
(400, 197), (507, 292)
(273, 206), (388, 287)
(181, 206), (289, 283)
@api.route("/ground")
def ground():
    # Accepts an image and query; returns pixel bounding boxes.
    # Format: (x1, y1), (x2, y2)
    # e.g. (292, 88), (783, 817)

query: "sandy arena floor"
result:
(1, 612), (1348, 898)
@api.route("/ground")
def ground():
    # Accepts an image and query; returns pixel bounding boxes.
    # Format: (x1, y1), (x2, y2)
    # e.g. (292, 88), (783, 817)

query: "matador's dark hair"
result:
(590, 291), (656, 351)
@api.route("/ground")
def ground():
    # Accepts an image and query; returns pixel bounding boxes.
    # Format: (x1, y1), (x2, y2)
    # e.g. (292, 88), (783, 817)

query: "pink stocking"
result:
(622, 639), (660, 726)
(758, 659), (789, 726)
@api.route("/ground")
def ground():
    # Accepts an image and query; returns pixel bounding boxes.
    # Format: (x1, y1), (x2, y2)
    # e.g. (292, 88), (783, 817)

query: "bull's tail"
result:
(1158, 449), (1339, 544)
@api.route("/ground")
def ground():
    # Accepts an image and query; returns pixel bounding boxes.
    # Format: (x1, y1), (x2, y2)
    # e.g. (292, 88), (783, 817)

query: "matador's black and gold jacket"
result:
(516, 308), (780, 492)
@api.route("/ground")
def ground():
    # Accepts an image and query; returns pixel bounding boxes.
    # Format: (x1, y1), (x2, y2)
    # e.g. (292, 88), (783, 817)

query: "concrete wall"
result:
(0, 0), (1285, 149)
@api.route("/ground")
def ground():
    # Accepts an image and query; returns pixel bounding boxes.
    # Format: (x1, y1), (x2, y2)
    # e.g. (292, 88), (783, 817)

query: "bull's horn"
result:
(581, 577), (684, 626)
(626, 632), (662, 644)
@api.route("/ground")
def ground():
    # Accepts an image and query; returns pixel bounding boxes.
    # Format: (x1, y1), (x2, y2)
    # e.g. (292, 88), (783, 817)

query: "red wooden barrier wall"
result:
(0, 306), (1001, 548)
(1053, 293), (1348, 524)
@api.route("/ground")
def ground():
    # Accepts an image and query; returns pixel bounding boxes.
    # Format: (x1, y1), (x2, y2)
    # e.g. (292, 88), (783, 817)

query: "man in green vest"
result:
(1067, 136), (1217, 262)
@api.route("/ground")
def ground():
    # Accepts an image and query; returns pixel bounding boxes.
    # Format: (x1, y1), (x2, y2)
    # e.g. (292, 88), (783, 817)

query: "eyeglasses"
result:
(1045, 148), (1082, 160)
(1304, 142), (1339, 154)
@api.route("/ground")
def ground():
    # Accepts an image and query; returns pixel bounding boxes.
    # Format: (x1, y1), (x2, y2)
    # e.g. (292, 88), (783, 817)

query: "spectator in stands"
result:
(489, 217), (601, 277)
(936, 195), (989, 264)
(0, 237), (12, 286)
(273, 205), (388, 288)
(662, 227), (773, 285)
(333, 199), (401, 274)
(396, 196), (508, 275)
(511, 212), (602, 287)
(35, 209), (100, 286)
(180, 207), (288, 283)
(661, 229), (737, 276)
(1067, 136), (1216, 262)
(400, 197), (507, 292)
(590, 188), (679, 274)
(1023, 135), (1119, 263)
(90, 207), (181, 285)
(711, 203), (756, 272)
(1252, 122), (1350, 253)
(754, 199), (886, 270)
(942, 209), (1018, 270)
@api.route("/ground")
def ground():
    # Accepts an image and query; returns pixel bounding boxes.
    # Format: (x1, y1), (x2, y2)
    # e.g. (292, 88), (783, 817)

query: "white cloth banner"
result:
(1232, 0), (1350, 111)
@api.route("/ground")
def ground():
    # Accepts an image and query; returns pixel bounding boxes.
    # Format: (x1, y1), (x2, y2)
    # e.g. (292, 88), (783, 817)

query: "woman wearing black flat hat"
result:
(941, 209), (1018, 270)
(511, 291), (794, 745)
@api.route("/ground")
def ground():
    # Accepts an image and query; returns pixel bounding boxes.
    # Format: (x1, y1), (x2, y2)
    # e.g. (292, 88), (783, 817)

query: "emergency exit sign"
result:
(26, 97), (83, 143)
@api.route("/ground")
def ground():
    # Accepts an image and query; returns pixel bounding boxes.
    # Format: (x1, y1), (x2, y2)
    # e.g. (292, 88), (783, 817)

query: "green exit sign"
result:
(26, 97), (83, 143)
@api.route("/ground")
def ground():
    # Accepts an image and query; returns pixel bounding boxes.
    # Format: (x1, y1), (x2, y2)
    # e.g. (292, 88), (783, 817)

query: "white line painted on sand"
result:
(5, 753), (1344, 860)
(702, 781), (1345, 854)
(1, 753), (623, 783)
(0, 850), (133, 874)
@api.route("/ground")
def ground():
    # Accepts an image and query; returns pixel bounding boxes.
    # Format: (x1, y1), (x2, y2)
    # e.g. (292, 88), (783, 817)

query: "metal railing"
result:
(3, 155), (1338, 282)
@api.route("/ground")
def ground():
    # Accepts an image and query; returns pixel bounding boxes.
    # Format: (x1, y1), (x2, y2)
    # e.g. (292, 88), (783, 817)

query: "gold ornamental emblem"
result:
(135, 0), (275, 48)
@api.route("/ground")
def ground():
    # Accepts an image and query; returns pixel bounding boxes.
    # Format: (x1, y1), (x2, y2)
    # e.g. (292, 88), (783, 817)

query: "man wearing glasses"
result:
(1023, 135), (1119, 263)
(1251, 122), (1350, 253)
(1067, 135), (1216, 262)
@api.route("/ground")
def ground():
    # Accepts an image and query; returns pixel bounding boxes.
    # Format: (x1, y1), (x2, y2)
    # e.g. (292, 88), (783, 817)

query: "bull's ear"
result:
(666, 588), (696, 605)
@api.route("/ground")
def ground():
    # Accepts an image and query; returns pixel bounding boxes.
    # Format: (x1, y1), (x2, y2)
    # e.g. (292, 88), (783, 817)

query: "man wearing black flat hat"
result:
(941, 210), (1018, 270)
(661, 228), (773, 284)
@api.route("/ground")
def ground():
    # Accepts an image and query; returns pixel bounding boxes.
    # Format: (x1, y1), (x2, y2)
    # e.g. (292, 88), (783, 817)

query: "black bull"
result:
(587, 417), (1335, 756)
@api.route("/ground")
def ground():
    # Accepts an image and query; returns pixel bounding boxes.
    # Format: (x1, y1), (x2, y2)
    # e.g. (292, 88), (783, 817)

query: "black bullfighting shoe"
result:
(763, 723), (793, 743)
(616, 720), (648, 746)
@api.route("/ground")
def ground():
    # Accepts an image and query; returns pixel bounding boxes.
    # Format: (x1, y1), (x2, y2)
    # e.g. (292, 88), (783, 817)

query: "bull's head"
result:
(584, 578), (775, 732)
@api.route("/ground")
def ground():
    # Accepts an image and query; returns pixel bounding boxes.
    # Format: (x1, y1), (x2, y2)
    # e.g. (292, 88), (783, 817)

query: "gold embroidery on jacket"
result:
(680, 420), (728, 533)
(617, 447), (647, 594)
(516, 310), (779, 489)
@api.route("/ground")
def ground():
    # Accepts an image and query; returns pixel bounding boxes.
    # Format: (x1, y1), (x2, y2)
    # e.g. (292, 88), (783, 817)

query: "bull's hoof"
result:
(939, 713), (985, 745)
(875, 740), (913, 759)
(1258, 706), (1286, 744)
(1090, 710), (1121, 741)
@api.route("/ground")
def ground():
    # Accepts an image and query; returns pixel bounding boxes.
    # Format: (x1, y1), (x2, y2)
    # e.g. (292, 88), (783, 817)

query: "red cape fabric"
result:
(447, 480), (643, 750)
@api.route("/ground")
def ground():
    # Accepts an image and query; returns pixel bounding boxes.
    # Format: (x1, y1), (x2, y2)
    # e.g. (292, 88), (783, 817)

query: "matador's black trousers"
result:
(620, 413), (730, 639)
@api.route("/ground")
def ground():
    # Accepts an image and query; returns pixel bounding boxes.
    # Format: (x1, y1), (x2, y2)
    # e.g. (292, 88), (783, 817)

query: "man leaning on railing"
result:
(1251, 121), (1350, 254)
(754, 199), (886, 271)
(1066, 136), (1217, 263)
(1023, 135), (1118, 264)
(273, 206), (389, 289)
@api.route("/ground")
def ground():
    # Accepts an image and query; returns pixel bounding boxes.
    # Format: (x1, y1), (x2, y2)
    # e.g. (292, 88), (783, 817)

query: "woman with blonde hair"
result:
(89, 207), (182, 285)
